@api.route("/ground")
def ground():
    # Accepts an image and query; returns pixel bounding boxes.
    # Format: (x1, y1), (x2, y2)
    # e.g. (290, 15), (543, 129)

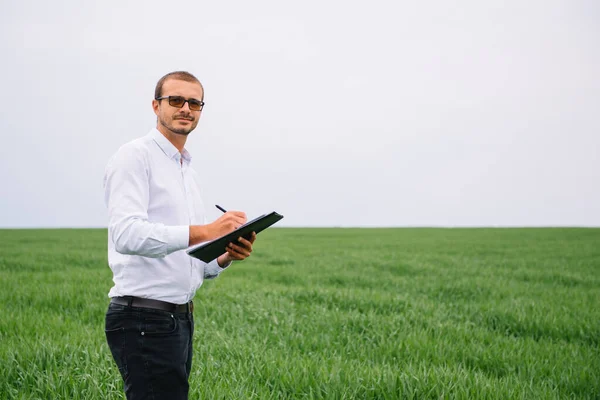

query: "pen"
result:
(215, 205), (227, 213)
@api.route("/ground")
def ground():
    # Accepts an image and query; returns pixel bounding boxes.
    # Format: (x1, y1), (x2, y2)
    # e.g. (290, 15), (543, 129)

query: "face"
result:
(152, 79), (204, 136)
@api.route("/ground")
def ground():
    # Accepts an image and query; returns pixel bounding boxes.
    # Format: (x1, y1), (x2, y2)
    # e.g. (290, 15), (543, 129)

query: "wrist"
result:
(189, 225), (209, 246)
(217, 253), (232, 268)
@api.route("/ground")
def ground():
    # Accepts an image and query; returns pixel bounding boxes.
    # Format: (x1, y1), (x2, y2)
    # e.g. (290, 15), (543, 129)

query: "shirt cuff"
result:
(204, 258), (230, 279)
(166, 225), (190, 254)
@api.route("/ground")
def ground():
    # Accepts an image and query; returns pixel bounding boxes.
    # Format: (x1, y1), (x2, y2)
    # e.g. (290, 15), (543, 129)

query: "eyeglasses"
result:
(155, 96), (205, 111)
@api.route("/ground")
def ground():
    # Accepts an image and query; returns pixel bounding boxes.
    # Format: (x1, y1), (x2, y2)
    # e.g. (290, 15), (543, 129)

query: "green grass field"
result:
(0, 228), (599, 399)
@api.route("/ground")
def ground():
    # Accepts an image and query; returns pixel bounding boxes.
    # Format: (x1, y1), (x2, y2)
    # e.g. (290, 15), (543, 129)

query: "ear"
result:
(152, 99), (160, 116)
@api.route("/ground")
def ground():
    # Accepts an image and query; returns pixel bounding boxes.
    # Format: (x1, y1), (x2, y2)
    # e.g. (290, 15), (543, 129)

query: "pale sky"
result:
(1, 0), (599, 227)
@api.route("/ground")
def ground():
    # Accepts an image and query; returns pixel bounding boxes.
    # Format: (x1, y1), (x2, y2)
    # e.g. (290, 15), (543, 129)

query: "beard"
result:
(159, 115), (197, 136)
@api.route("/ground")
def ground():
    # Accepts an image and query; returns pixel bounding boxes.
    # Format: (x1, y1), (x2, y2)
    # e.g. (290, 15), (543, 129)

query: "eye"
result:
(188, 99), (203, 111)
(168, 96), (185, 107)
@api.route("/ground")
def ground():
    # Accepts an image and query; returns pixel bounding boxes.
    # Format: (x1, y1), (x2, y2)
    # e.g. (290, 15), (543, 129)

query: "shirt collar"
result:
(149, 128), (193, 163)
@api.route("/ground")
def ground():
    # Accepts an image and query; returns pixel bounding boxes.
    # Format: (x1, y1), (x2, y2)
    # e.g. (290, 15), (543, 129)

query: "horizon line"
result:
(0, 225), (599, 230)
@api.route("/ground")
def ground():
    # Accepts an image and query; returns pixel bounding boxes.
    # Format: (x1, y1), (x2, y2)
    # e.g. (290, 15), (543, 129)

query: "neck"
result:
(156, 125), (187, 153)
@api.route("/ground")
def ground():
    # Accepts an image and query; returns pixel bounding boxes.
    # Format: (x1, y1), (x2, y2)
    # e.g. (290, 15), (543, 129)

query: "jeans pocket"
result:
(105, 317), (128, 379)
(105, 317), (126, 333)
(142, 313), (178, 336)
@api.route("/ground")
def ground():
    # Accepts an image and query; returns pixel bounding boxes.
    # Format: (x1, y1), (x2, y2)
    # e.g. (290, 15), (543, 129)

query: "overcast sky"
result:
(1, 0), (598, 228)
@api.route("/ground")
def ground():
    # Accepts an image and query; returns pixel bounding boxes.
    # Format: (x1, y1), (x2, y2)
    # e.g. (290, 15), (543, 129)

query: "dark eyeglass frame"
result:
(155, 96), (205, 111)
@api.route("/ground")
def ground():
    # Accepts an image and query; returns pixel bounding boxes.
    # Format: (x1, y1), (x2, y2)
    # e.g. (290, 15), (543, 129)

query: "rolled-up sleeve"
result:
(104, 144), (189, 258)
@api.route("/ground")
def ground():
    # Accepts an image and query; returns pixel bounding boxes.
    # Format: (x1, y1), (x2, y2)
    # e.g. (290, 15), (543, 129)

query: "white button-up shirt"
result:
(104, 128), (225, 304)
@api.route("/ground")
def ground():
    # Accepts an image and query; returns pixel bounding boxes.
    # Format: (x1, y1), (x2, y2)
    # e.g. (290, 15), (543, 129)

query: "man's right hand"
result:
(189, 211), (247, 246)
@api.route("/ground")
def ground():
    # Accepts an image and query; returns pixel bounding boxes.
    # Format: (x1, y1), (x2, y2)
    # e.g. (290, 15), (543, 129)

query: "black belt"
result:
(111, 296), (193, 313)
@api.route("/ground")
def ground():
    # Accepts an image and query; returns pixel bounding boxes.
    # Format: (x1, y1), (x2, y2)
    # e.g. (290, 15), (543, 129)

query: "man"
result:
(103, 71), (255, 399)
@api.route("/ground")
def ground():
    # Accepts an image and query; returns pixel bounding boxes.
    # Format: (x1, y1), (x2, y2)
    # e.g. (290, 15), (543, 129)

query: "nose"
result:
(180, 101), (191, 111)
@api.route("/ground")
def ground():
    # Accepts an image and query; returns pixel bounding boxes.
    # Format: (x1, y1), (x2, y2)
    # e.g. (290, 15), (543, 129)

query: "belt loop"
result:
(127, 296), (133, 307)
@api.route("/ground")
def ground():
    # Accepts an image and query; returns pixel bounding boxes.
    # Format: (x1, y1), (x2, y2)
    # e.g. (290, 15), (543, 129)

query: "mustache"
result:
(174, 114), (194, 121)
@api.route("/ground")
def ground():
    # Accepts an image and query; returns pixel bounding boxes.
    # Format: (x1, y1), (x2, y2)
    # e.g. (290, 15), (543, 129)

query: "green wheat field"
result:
(0, 228), (599, 399)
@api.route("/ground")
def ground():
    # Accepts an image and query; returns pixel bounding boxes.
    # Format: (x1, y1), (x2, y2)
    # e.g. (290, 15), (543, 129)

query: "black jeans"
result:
(105, 302), (194, 400)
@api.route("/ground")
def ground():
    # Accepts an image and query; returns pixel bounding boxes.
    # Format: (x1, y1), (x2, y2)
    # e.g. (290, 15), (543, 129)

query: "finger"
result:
(226, 247), (241, 259)
(226, 246), (246, 260)
(228, 242), (251, 258)
(229, 211), (247, 221)
(226, 250), (243, 260)
(225, 215), (245, 226)
(235, 217), (247, 226)
(249, 232), (257, 244)
(230, 242), (251, 257)
(236, 236), (254, 249)
(223, 212), (246, 224)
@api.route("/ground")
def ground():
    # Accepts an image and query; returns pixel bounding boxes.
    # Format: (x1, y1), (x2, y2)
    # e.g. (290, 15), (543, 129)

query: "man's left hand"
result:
(217, 232), (256, 266)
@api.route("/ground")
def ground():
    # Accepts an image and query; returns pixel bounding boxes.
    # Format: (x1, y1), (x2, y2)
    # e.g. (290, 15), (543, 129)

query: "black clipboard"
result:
(186, 211), (284, 263)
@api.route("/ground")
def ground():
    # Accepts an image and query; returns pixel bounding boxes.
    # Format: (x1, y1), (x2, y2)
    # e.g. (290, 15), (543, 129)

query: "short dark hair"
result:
(154, 71), (204, 100)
